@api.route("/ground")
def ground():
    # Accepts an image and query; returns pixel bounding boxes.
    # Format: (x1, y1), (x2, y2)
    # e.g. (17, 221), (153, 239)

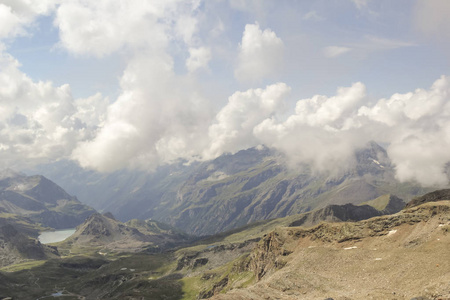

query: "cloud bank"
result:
(1, 1), (450, 187)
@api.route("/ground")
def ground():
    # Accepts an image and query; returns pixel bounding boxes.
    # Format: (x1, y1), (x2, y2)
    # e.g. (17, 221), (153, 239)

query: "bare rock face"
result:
(406, 189), (450, 208)
(249, 231), (287, 281)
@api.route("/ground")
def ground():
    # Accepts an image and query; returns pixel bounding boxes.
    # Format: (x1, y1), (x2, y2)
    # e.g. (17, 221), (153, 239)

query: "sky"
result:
(1, 0), (450, 186)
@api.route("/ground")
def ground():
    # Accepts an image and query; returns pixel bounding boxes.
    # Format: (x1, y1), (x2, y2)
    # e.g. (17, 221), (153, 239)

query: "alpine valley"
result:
(0, 143), (449, 299)
(29, 142), (432, 235)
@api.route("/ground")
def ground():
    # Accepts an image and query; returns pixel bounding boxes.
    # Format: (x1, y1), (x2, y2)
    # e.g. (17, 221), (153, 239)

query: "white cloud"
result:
(351, 0), (369, 10)
(293, 82), (366, 128)
(204, 83), (290, 159)
(1, 0), (449, 189)
(53, 0), (214, 172)
(54, 1), (172, 57)
(0, 0), (57, 40)
(186, 47), (211, 73)
(210, 19), (224, 38)
(72, 51), (213, 172)
(358, 75), (450, 185)
(235, 23), (284, 83)
(253, 83), (367, 173)
(361, 35), (416, 51)
(0, 4), (23, 39)
(323, 46), (352, 58)
(175, 15), (198, 45)
(0, 50), (107, 169)
(414, 0), (450, 42)
(303, 10), (324, 21)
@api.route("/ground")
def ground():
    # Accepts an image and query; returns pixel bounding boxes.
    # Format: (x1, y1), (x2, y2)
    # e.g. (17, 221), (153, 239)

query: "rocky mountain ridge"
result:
(0, 171), (95, 229)
(30, 142), (434, 236)
(288, 193), (405, 228)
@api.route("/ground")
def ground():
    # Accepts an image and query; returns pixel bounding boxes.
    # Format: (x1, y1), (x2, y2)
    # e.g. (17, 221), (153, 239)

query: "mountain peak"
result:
(102, 212), (116, 220)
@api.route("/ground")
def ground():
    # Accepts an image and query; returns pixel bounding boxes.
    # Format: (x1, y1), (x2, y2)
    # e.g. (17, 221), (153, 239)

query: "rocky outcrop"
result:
(248, 200), (450, 283)
(249, 231), (288, 280)
(406, 189), (450, 208)
(288, 194), (405, 228)
(288, 203), (381, 228)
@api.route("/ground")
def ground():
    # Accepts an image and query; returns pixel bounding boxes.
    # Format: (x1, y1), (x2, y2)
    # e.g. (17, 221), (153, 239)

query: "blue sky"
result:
(6, 0), (449, 100)
(1, 0), (450, 186)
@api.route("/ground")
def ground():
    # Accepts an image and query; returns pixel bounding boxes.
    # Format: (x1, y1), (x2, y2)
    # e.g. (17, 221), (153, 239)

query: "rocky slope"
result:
(406, 189), (450, 208)
(210, 200), (450, 300)
(32, 142), (433, 235)
(0, 220), (59, 267)
(0, 169), (95, 229)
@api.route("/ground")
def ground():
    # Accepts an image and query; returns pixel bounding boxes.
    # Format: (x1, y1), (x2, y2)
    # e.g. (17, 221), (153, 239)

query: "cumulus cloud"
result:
(358, 75), (450, 185)
(54, 1), (171, 57)
(1, 0), (450, 189)
(0, 4), (23, 39)
(235, 23), (284, 83)
(0, 50), (108, 169)
(249, 77), (450, 186)
(71, 51), (213, 172)
(0, 0), (57, 40)
(186, 47), (211, 73)
(253, 83), (367, 173)
(204, 83), (290, 159)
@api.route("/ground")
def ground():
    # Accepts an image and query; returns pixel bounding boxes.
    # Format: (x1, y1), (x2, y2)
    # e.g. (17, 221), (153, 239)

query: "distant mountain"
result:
(0, 171), (95, 229)
(405, 189), (450, 208)
(30, 142), (432, 235)
(359, 194), (405, 214)
(0, 220), (59, 267)
(61, 213), (191, 253)
(288, 195), (404, 228)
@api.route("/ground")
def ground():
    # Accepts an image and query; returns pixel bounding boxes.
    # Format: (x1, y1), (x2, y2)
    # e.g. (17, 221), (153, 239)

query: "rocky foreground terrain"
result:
(211, 199), (450, 300)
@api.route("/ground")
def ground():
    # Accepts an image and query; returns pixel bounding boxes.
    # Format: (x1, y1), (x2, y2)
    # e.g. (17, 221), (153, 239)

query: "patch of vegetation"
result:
(0, 260), (46, 272)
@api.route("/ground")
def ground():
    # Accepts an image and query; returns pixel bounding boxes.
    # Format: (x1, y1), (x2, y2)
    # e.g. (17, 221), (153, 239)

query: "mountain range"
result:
(30, 142), (433, 235)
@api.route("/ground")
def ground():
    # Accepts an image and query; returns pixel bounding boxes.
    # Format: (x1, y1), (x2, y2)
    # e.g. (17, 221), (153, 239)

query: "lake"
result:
(38, 229), (76, 244)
